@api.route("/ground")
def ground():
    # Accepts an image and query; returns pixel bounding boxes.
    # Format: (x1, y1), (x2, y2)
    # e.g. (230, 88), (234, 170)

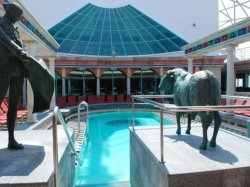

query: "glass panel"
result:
(170, 37), (188, 47)
(105, 9), (110, 19)
(135, 42), (152, 55)
(112, 43), (125, 56)
(71, 41), (88, 54)
(129, 30), (143, 42)
(95, 19), (104, 30)
(101, 31), (111, 43)
(159, 39), (180, 52)
(116, 19), (126, 30)
(85, 42), (100, 55)
(138, 28), (154, 41)
(90, 30), (102, 42)
(99, 9), (105, 18)
(148, 27), (165, 40)
(137, 16), (151, 27)
(77, 17), (90, 28)
(143, 16), (158, 26)
(67, 28), (84, 40)
(77, 4), (91, 15)
(59, 40), (76, 53)
(148, 41), (165, 53)
(55, 25), (75, 38)
(103, 19), (111, 30)
(123, 43), (139, 55)
(54, 37), (64, 44)
(69, 15), (85, 26)
(111, 19), (119, 30)
(155, 25), (175, 38)
(99, 43), (112, 56)
(79, 29), (92, 41)
(61, 13), (79, 24)
(123, 18), (135, 30)
(111, 31), (122, 43)
(120, 30), (133, 42)
(49, 23), (66, 36)
(110, 9), (115, 18)
(86, 18), (98, 29)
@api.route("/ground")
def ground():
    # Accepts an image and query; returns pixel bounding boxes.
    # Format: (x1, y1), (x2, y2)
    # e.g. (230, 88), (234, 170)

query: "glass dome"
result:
(49, 3), (188, 56)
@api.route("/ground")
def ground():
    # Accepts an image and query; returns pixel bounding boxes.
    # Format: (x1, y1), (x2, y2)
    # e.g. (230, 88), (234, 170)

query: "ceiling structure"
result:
(49, 3), (188, 57)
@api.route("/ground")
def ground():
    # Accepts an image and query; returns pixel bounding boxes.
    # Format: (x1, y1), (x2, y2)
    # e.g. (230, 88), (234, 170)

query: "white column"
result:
(49, 57), (56, 110)
(22, 80), (27, 108)
(62, 78), (66, 96)
(26, 42), (37, 123)
(96, 77), (100, 96)
(127, 77), (131, 95)
(188, 58), (193, 74)
(226, 45), (236, 106)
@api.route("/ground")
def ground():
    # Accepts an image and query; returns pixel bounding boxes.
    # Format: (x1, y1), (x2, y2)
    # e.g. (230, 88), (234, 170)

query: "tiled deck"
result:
(130, 122), (250, 187)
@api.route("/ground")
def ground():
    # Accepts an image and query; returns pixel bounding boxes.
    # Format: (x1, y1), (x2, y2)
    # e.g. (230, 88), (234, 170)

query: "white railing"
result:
(132, 95), (250, 164)
(78, 101), (89, 141)
(52, 107), (81, 187)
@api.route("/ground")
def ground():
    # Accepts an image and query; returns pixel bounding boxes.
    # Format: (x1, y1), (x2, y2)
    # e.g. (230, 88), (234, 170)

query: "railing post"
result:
(78, 101), (89, 140)
(247, 121), (250, 138)
(132, 98), (135, 131)
(53, 107), (59, 187)
(160, 109), (164, 163)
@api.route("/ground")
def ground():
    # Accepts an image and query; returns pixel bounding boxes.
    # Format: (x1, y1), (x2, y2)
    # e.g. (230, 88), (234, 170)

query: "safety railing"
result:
(78, 101), (89, 141)
(132, 95), (250, 164)
(52, 107), (81, 187)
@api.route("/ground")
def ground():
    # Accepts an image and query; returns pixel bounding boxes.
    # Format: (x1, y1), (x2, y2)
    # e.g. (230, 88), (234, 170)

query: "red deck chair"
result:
(107, 95), (115, 103)
(78, 96), (86, 104)
(57, 96), (67, 108)
(126, 95), (132, 103)
(97, 95), (106, 104)
(0, 100), (26, 119)
(155, 98), (163, 103)
(68, 96), (77, 107)
(234, 100), (249, 115)
(0, 107), (7, 120)
(116, 95), (124, 103)
(220, 98), (226, 105)
(88, 95), (97, 105)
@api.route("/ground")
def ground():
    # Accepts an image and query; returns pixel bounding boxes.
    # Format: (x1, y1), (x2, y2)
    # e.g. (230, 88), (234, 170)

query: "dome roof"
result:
(49, 3), (188, 56)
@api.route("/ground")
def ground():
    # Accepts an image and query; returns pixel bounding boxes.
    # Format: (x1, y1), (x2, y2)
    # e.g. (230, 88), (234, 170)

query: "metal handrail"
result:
(131, 94), (250, 164)
(52, 107), (81, 187)
(78, 101), (89, 140)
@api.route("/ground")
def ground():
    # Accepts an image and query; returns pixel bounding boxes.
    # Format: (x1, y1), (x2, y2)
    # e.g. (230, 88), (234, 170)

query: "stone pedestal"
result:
(0, 128), (75, 187)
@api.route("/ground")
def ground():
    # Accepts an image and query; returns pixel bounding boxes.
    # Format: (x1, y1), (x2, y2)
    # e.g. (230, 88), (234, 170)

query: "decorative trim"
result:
(185, 25), (250, 54)
(20, 15), (57, 52)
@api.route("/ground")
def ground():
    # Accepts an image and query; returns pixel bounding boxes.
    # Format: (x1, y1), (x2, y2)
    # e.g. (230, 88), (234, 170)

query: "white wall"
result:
(20, 0), (218, 43)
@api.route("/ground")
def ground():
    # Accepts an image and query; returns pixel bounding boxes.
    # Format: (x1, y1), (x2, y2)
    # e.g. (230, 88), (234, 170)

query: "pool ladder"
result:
(78, 101), (90, 142)
(52, 107), (83, 187)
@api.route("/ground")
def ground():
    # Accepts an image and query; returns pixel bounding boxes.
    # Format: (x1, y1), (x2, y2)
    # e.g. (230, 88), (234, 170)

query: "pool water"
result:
(74, 111), (173, 187)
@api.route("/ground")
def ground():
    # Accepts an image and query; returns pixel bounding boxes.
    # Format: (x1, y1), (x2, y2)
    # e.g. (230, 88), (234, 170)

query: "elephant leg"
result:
(185, 114), (191, 134)
(210, 111), (222, 147)
(7, 77), (24, 149)
(199, 112), (209, 150)
(176, 112), (181, 135)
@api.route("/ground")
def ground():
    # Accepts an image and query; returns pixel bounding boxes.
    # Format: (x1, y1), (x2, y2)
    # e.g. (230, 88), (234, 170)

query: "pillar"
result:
(62, 68), (66, 96)
(49, 57), (56, 110)
(26, 41), (37, 123)
(127, 77), (131, 95)
(226, 45), (236, 106)
(188, 58), (193, 74)
(96, 77), (100, 96)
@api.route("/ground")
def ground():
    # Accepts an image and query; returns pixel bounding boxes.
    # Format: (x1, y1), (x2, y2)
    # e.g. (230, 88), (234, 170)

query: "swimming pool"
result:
(74, 111), (173, 187)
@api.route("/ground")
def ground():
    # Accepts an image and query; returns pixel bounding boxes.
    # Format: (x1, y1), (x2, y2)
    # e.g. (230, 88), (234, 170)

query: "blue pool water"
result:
(74, 111), (173, 187)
